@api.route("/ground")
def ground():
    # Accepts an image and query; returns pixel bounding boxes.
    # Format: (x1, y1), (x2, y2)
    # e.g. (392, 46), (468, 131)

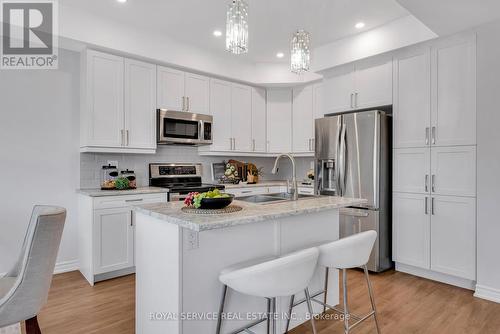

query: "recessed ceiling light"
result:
(355, 22), (365, 29)
(116, 0), (127, 3)
(213, 30), (222, 37)
(276, 52), (284, 58)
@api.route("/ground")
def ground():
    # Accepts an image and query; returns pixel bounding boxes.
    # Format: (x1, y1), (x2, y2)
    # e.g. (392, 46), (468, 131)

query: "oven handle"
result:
(199, 120), (204, 142)
(170, 193), (188, 202)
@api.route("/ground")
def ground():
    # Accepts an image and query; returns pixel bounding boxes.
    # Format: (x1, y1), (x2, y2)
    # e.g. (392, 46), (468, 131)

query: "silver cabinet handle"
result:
(425, 196), (428, 215)
(232, 138), (236, 150)
(126, 130), (129, 146)
(425, 174), (429, 192)
(431, 197), (435, 215)
(182, 96), (186, 111)
(125, 198), (143, 202)
(431, 126), (436, 145)
(355, 92), (359, 108)
(431, 174), (435, 193)
(241, 190), (252, 194)
(350, 93), (354, 108)
(425, 127), (430, 145)
(120, 129), (125, 146)
(187, 97), (190, 111)
(229, 138), (233, 150)
(252, 139), (256, 151)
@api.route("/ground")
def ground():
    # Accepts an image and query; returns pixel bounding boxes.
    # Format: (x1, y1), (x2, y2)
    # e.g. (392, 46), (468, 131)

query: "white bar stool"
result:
(285, 231), (381, 334)
(216, 247), (320, 334)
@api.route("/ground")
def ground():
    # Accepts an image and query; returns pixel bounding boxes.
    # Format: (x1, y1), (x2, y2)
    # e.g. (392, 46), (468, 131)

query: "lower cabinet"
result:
(78, 192), (168, 285)
(228, 185), (287, 198)
(393, 192), (476, 282)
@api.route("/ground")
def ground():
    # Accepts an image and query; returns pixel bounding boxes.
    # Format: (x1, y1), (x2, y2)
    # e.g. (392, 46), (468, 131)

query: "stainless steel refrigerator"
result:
(315, 110), (392, 272)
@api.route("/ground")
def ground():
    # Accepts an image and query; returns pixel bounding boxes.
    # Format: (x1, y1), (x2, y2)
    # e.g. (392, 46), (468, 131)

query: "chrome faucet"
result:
(272, 153), (298, 201)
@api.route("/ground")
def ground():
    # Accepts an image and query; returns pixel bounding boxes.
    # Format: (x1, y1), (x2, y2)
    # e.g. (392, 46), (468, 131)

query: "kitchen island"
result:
(133, 196), (366, 334)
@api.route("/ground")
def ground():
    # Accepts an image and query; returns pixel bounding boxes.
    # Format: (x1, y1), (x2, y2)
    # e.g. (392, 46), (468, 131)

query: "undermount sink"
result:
(237, 193), (320, 205)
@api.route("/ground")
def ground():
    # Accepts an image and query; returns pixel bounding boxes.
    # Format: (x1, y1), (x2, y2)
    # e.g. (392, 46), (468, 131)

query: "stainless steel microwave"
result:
(157, 109), (213, 145)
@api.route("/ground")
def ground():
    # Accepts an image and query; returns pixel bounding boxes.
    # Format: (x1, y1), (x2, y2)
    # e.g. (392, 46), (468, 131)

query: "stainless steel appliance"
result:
(315, 110), (392, 272)
(157, 109), (213, 145)
(149, 163), (225, 202)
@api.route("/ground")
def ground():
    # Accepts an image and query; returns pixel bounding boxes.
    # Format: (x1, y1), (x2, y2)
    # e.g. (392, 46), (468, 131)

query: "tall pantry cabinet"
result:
(392, 35), (477, 286)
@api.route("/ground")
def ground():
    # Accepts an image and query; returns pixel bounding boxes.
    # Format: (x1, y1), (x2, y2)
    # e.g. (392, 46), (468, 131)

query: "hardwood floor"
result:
(33, 269), (500, 334)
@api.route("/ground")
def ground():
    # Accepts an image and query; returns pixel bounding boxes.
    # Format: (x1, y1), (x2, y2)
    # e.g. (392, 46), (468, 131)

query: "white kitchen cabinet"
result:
(124, 59), (157, 150)
(157, 66), (209, 114)
(292, 86), (314, 153)
(81, 50), (124, 149)
(393, 48), (431, 148)
(231, 83), (253, 151)
(209, 79), (233, 151)
(431, 39), (476, 147)
(313, 83), (325, 120)
(78, 192), (168, 286)
(184, 72), (210, 114)
(228, 185), (287, 198)
(93, 208), (134, 275)
(156, 66), (185, 111)
(355, 59), (393, 109)
(393, 148), (430, 194)
(393, 193), (430, 269)
(323, 65), (355, 114)
(430, 146), (476, 197)
(430, 195), (476, 280)
(81, 50), (156, 154)
(267, 89), (292, 153)
(251, 87), (267, 152)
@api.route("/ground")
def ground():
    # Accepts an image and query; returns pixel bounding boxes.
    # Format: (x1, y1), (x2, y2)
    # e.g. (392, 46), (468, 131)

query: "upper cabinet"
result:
(231, 83), (253, 152)
(251, 87), (267, 153)
(208, 79), (232, 152)
(80, 50), (156, 154)
(157, 66), (209, 114)
(393, 36), (476, 148)
(292, 86), (314, 153)
(322, 59), (392, 114)
(267, 89), (292, 153)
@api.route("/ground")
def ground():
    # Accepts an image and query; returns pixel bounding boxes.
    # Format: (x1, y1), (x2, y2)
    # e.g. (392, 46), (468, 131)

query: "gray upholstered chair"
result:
(0, 206), (66, 334)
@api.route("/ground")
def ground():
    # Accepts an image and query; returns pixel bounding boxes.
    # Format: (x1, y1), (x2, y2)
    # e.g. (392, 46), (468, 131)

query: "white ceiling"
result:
(61, 0), (409, 63)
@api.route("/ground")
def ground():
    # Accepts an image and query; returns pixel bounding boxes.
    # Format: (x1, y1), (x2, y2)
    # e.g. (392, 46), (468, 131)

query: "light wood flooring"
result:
(29, 269), (500, 334)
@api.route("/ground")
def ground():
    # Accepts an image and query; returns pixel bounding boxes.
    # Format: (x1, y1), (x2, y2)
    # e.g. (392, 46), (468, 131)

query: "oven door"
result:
(157, 109), (213, 145)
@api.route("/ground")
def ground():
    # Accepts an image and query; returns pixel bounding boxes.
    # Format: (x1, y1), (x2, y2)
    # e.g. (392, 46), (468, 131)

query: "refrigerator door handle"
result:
(338, 122), (347, 196)
(334, 118), (342, 195)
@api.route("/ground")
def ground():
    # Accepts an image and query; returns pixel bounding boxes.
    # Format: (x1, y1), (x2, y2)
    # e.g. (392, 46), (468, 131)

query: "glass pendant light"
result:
(226, 0), (249, 55)
(290, 29), (311, 74)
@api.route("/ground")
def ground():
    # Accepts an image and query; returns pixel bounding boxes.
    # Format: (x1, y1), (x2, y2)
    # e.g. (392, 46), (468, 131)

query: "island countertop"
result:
(132, 196), (366, 232)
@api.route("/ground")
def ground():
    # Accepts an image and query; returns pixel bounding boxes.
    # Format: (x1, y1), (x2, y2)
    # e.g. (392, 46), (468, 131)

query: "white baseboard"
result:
(474, 285), (500, 303)
(0, 260), (78, 277)
(395, 262), (476, 290)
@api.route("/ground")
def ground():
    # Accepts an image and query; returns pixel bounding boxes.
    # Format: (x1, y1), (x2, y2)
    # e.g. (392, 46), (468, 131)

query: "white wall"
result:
(473, 19), (500, 303)
(0, 49), (81, 273)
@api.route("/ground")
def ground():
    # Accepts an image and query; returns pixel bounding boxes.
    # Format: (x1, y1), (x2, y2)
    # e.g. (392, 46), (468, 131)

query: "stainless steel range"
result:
(149, 163), (225, 202)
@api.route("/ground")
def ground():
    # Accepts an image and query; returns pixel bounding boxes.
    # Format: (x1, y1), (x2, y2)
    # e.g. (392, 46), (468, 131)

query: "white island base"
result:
(134, 199), (364, 334)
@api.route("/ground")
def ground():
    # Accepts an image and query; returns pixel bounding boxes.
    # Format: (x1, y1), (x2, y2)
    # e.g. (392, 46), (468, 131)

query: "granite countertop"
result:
(223, 180), (314, 189)
(133, 196), (366, 232)
(77, 187), (169, 197)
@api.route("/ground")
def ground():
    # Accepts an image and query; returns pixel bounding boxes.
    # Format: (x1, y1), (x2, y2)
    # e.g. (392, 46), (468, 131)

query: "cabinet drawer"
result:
(228, 187), (268, 198)
(268, 186), (287, 194)
(298, 187), (315, 195)
(94, 193), (166, 209)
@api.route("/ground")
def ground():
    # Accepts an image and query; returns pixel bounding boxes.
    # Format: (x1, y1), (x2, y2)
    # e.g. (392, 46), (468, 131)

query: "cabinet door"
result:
(85, 50), (124, 147)
(393, 193), (431, 269)
(267, 89), (292, 153)
(313, 83), (325, 120)
(231, 83), (253, 152)
(431, 146), (476, 197)
(355, 59), (393, 109)
(430, 196), (476, 280)
(124, 59), (156, 150)
(393, 148), (430, 194)
(431, 39), (476, 146)
(209, 79), (232, 151)
(292, 86), (314, 152)
(393, 49), (431, 148)
(157, 66), (185, 110)
(93, 208), (134, 274)
(185, 73), (209, 114)
(323, 66), (355, 113)
(251, 87), (267, 152)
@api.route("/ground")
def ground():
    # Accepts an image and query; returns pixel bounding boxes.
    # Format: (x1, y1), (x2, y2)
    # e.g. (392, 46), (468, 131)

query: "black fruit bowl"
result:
(199, 194), (235, 209)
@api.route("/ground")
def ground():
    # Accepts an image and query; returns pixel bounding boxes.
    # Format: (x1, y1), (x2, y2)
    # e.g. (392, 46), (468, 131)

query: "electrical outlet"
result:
(107, 160), (119, 168)
(185, 231), (199, 250)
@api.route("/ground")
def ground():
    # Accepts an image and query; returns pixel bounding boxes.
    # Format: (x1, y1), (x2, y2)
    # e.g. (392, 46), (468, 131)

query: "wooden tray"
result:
(181, 205), (243, 215)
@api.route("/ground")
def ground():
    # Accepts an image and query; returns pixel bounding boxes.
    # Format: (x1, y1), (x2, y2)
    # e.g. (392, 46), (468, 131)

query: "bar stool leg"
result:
(342, 269), (350, 334)
(284, 294), (295, 333)
(323, 267), (329, 313)
(305, 288), (318, 334)
(267, 297), (272, 334)
(270, 297), (277, 334)
(364, 265), (381, 334)
(216, 285), (228, 334)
